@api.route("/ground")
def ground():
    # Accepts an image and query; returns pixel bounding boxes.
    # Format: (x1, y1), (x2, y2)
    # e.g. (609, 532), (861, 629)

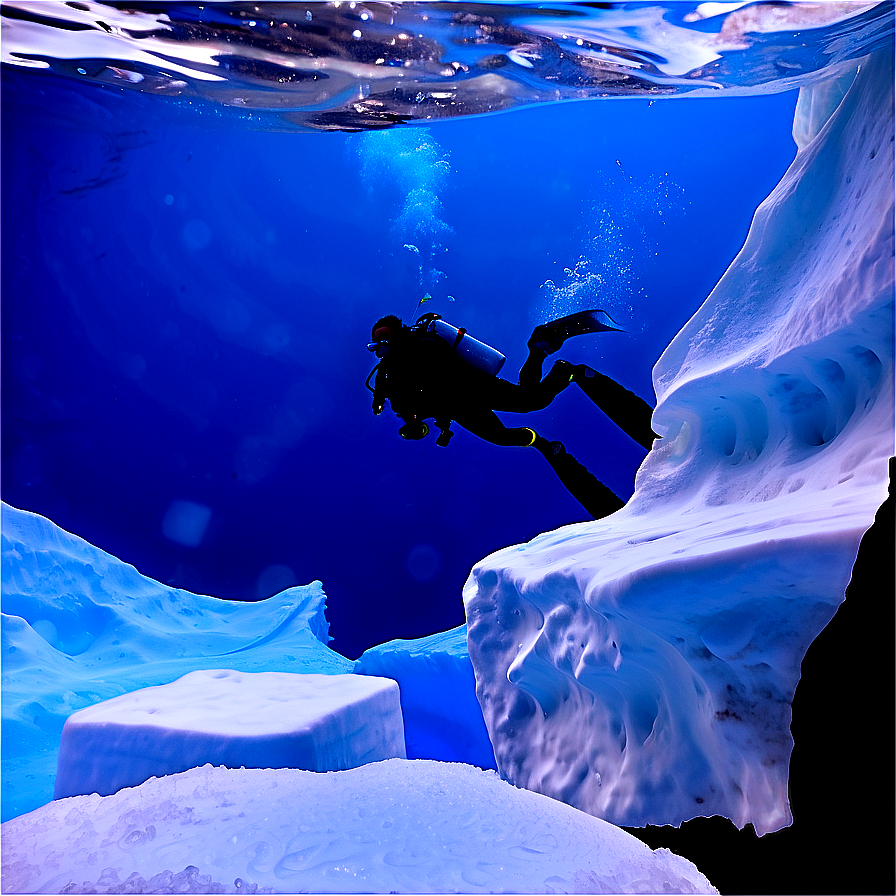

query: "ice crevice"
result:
(464, 49), (894, 836)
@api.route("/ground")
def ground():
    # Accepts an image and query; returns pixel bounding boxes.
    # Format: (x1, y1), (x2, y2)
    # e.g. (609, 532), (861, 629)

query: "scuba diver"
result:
(366, 309), (656, 520)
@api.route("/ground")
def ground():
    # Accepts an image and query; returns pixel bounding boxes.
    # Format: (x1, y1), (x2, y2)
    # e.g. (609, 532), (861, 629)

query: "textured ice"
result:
(1, 503), (352, 820)
(2, 760), (718, 895)
(54, 670), (405, 800)
(355, 625), (496, 769)
(464, 50), (894, 836)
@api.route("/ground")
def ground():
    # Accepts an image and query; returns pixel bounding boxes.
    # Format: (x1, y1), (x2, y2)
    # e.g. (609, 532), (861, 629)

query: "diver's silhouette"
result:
(366, 310), (656, 519)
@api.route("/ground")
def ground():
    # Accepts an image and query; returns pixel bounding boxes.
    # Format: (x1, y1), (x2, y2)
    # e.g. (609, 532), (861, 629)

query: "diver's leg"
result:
(529, 433), (625, 520)
(452, 408), (537, 447)
(520, 311), (622, 386)
(573, 366), (657, 451)
(518, 321), (562, 387)
(519, 346), (549, 388)
(455, 408), (623, 519)
(486, 361), (576, 413)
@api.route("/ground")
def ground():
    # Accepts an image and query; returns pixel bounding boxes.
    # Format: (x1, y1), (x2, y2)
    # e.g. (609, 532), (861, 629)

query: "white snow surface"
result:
(355, 624), (497, 769)
(1, 502), (352, 819)
(464, 49), (894, 836)
(2, 759), (719, 895)
(54, 670), (406, 800)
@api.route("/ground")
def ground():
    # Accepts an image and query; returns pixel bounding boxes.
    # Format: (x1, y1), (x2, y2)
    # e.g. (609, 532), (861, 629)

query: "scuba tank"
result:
(416, 313), (506, 376)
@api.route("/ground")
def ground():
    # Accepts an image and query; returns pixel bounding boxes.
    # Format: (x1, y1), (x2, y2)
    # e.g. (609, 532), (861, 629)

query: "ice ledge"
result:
(54, 670), (405, 800)
(464, 49), (894, 835)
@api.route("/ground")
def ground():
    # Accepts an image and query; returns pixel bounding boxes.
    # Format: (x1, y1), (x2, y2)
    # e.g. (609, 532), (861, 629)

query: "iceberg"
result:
(1, 503), (352, 820)
(54, 670), (405, 800)
(355, 625), (496, 769)
(2, 759), (718, 895)
(464, 49), (894, 836)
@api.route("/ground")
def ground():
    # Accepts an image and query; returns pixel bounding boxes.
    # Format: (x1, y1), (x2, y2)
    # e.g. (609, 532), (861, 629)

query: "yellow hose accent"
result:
(522, 428), (538, 447)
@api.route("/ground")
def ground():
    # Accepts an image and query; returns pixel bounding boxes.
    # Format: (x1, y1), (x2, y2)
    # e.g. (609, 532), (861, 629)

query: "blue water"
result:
(3, 9), (894, 892)
(1, 57), (801, 659)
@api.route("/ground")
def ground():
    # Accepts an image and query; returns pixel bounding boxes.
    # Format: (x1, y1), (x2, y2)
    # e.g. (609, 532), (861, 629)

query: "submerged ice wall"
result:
(355, 625), (496, 769)
(464, 50), (894, 836)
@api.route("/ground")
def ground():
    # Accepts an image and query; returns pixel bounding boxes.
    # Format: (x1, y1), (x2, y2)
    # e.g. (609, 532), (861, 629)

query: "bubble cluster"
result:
(352, 129), (453, 302)
(537, 171), (687, 328)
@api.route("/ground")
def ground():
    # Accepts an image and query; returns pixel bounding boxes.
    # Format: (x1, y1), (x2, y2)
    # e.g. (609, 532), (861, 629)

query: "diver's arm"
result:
(372, 379), (387, 415)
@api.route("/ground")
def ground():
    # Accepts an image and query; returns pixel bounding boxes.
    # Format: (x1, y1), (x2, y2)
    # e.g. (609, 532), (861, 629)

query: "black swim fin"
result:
(528, 309), (623, 355)
(573, 365), (657, 451)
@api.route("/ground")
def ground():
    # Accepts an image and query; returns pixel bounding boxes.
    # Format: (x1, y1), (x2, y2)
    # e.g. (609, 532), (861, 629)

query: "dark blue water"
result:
(2, 65), (799, 659)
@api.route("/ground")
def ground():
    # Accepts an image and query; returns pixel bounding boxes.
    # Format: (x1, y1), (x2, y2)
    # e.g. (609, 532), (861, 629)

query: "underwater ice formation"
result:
(2, 759), (718, 895)
(0, 503), (352, 820)
(54, 670), (405, 800)
(355, 625), (496, 769)
(464, 50), (894, 835)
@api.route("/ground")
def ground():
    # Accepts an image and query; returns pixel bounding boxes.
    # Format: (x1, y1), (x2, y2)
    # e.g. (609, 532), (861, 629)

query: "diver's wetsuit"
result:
(372, 325), (574, 448)
(370, 319), (655, 520)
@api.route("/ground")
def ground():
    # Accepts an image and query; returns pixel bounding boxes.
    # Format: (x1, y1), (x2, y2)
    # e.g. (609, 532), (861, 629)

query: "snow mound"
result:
(355, 624), (496, 768)
(1, 503), (352, 820)
(2, 760), (719, 895)
(464, 50), (894, 835)
(54, 670), (405, 800)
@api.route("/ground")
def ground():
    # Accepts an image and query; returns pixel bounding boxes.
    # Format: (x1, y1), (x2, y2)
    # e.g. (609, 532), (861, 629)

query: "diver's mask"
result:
(368, 324), (395, 358)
